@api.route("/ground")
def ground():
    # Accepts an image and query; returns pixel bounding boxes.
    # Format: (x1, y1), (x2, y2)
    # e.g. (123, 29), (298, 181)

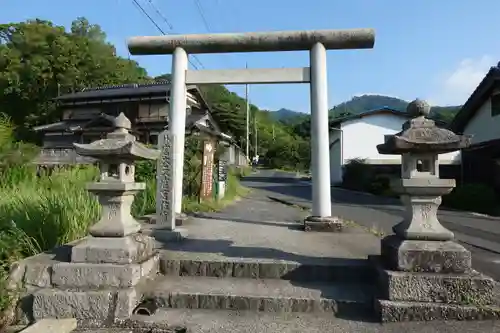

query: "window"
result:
(491, 93), (500, 117)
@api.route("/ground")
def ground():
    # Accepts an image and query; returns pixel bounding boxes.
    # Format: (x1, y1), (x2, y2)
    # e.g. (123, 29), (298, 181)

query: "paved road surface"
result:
(242, 169), (500, 281)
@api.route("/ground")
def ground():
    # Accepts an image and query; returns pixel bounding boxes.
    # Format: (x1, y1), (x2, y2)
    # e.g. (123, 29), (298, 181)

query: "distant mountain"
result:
(270, 108), (305, 122)
(279, 94), (462, 139)
(329, 94), (461, 123)
(272, 95), (461, 125)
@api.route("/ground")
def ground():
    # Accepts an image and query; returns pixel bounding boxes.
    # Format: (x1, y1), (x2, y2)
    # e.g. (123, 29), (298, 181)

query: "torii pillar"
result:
(127, 28), (375, 232)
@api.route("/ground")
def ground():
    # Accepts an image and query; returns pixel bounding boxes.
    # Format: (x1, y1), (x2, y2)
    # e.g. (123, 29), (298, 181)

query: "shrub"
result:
(367, 174), (392, 195)
(342, 159), (395, 196)
(342, 158), (374, 191)
(442, 183), (499, 215)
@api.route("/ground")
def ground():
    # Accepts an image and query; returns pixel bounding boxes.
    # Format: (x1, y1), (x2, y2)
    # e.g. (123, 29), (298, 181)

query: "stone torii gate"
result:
(127, 28), (375, 230)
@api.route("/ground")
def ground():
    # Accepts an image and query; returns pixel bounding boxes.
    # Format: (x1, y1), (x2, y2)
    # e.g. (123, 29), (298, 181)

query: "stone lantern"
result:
(375, 99), (500, 321)
(73, 112), (159, 238)
(377, 99), (471, 244)
(30, 113), (162, 325)
(68, 112), (159, 266)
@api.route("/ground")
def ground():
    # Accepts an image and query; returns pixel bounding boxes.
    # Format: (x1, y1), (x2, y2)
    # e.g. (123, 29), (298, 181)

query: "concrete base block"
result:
(31, 287), (140, 327)
(51, 255), (158, 288)
(147, 228), (188, 243)
(381, 235), (471, 273)
(175, 213), (188, 227)
(115, 288), (139, 321)
(378, 268), (496, 305)
(32, 289), (113, 327)
(304, 216), (343, 232)
(376, 299), (500, 322)
(144, 214), (187, 227)
(71, 234), (156, 265)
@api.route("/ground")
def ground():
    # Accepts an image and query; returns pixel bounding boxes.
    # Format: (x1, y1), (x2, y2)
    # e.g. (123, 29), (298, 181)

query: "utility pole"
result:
(254, 108), (258, 157)
(272, 124), (275, 141)
(245, 63), (250, 161)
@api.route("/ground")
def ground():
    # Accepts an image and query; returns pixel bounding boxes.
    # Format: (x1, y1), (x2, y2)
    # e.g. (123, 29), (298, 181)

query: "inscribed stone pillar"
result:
(156, 130), (176, 231)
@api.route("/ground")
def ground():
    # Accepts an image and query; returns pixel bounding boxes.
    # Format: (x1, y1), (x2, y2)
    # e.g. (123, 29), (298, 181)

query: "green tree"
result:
(70, 17), (106, 41)
(0, 18), (149, 139)
(199, 84), (247, 146)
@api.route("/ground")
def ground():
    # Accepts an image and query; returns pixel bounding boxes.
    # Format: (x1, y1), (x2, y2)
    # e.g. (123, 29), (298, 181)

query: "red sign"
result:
(200, 140), (215, 200)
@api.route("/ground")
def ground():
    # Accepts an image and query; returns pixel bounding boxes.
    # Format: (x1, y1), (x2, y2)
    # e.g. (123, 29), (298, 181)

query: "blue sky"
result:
(2, 0), (500, 113)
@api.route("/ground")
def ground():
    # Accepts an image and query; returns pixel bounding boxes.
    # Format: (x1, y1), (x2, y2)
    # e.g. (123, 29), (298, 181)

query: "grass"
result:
(0, 162), (249, 325)
(183, 166), (251, 213)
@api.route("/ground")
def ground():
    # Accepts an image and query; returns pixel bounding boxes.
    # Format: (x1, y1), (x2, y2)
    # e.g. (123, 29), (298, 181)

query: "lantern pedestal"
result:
(391, 178), (455, 241)
(86, 182), (146, 237)
(373, 100), (500, 322)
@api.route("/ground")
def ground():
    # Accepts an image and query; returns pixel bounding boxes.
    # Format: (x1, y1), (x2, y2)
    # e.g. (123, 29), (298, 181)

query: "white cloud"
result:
(431, 55), (494, 106)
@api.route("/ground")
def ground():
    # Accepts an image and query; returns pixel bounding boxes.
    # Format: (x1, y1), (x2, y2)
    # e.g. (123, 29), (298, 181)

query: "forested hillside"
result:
(271, 95), (461, 124)
(329, 95), (460, 123)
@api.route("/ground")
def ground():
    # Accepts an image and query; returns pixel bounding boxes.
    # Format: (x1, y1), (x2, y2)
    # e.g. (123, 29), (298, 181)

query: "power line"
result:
(131, 0), (204, 70)
(193, 0), (212, 32)
(146, 0), (174, 30)
(144, 0), (204, 69)
(190, 0), (212, 69)
(141, 0), (205, 69)
(131, 0), (166, 35)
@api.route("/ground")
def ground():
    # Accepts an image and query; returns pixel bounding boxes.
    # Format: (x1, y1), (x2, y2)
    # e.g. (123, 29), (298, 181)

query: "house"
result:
(449, 62), (500, 188)
(329, 107), (460, 184)
(33, 81), (247, 166)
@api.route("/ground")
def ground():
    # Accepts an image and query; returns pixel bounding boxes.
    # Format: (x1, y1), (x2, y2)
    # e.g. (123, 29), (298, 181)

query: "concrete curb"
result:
(267, 196), (311, 211)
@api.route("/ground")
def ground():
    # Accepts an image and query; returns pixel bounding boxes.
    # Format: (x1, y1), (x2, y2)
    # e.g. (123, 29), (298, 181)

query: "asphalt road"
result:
(241, 169), (500, 281)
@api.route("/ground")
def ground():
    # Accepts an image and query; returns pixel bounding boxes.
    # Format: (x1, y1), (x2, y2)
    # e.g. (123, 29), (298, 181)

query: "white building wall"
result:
(341, 114), (403, 164)
(329, 129), (342, 184)
(329, 113), (461, 183)
(463, 98), (500, 145)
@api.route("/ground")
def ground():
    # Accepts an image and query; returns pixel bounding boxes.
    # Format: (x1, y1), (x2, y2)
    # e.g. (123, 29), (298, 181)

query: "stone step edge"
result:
(159, 257), (373, 281)
(141, 291), (373, 314)
(375, 299), (500, 323)
(128, 308), (362, 331)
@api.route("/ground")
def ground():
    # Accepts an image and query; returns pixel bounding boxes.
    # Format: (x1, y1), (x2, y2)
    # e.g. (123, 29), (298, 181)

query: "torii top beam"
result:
(127, 28), (375, 55)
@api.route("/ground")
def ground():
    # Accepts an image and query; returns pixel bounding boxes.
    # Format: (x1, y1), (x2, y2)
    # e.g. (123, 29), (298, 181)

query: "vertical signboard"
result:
(217, 160), (228, 199)
(200, 140), (215, 201)
(218, 160), (228, 182)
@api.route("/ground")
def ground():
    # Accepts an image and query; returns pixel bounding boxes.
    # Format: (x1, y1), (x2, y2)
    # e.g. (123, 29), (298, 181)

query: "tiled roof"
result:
(56, 80), (198, 101)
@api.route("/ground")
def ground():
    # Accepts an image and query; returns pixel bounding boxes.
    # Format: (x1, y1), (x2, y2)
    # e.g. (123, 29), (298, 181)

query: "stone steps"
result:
(139, 275), (374, 315)
(376, 299), (500, 323)
(159, 256), (374, 283)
